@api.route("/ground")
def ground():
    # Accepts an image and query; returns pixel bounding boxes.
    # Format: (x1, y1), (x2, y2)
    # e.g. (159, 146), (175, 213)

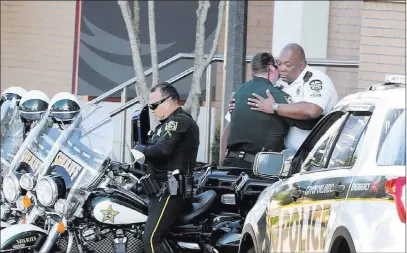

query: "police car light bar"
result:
(385, 74), (405, 84)
(368, 74), (406, 91)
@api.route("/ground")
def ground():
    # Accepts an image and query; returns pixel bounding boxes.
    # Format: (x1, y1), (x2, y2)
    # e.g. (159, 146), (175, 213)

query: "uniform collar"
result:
(286, 65), (312, 85)
(252, 76), (275, 86)
(159, 106), (183, 123)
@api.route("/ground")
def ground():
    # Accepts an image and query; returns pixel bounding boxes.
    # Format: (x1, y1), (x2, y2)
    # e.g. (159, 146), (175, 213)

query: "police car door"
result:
(264, 111), (347, 253)
(296, 108), (372, 253)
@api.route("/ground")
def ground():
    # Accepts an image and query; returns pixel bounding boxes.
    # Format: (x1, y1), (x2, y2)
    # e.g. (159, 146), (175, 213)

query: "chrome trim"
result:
(38, 218), (66, 252)
(19, 173), (36, 191)
(36, 176), (59, 207)
(25, 206), (42, 224)
(3, 174), (21, 203)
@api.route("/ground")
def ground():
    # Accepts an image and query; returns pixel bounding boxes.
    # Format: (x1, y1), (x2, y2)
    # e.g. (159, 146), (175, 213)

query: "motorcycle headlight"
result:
(36, 176), (61, 207)
(54, 199), (68, 217)
(3, 174), (21, 203)
(20, 173), (36, 191)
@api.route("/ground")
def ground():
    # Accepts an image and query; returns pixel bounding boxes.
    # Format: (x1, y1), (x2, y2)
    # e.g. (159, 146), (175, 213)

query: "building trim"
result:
(71, 0), (82, 95)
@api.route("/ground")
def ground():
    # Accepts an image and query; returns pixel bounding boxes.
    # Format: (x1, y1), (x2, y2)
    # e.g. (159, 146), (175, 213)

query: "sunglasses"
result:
(148, 96), (170, 110)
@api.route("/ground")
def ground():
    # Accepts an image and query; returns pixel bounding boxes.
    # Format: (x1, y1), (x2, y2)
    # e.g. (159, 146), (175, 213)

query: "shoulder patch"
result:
(165, 120), (178, 131)
(309, 80), (323, 91)
(284, 96), (294, 104)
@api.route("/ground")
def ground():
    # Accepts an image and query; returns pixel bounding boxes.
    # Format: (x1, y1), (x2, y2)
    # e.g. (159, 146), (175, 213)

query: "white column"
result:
(272, 1), (330, 73)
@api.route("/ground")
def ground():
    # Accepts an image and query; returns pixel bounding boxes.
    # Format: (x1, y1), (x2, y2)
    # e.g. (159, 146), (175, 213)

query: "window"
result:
(301, 113), (347, 172)
(349, 129), (366, 167)
(377, 109), (405, 166)
(327, 113), (371, 168)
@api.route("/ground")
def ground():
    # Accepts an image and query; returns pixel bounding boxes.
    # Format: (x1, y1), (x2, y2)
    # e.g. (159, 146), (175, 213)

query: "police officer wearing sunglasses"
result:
(134, 82), (199, 253)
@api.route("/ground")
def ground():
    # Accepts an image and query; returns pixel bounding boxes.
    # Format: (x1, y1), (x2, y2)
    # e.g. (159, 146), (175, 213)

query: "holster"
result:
(164, 171), (194, 200)
(139, 174), (161, 196)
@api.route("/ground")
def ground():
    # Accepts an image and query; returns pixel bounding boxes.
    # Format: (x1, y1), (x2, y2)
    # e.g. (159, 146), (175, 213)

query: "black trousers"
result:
(142, 195), (186, 253)
(222, 157), (252, 169)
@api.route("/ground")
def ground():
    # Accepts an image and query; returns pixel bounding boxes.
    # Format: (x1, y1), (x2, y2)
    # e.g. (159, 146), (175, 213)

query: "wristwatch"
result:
(272, 103), (280, 114)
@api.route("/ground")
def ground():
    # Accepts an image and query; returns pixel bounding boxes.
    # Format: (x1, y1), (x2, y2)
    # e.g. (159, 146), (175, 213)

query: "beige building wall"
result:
(0, 1), (76, 97)
(358, 1), (406, 88)
(326, 1), (363, 99)
(214, 1), (274, 123)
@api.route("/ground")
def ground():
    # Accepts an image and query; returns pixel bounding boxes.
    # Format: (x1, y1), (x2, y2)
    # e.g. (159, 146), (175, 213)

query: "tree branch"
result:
(148, 0), (159, 88)
(183, 0), (225, 121)
(203, 1), (225, 69)
(118, 0), (149, 106)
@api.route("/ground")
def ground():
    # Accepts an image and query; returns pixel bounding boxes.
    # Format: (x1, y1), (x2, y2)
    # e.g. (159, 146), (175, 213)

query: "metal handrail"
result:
(84, 52), (359, 106)
(87, 53), (359, 163)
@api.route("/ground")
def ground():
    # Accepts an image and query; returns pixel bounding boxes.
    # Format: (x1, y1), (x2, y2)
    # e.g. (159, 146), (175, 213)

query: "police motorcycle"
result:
(231, 149), (296, 217)
(1, 86), (28, 175)
(1, 89), (49, 198)
(1, 98), (25, 177)
(0, 104), (243, 253)
(0, 92), (81, 229)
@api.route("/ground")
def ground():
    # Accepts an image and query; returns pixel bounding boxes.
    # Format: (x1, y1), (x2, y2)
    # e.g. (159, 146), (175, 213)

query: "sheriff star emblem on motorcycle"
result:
(100, 204), (119, 223)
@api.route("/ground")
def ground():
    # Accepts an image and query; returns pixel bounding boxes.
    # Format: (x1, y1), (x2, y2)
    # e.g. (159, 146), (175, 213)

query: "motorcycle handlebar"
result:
(119, 164), (146, 176)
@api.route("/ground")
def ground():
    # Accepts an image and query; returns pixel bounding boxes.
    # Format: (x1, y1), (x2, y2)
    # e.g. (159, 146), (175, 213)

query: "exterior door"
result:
(297, 111), (372, 252)
(263, 111), (348, 253)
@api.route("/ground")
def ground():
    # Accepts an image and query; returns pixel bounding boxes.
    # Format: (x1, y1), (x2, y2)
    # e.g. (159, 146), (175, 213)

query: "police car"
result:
(239, 75), (406, 253)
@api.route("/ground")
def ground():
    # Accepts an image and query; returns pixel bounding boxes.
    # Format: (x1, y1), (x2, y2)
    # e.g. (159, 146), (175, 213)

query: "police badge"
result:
(309, 80), (323, 97)
(165, 121), (178, 131)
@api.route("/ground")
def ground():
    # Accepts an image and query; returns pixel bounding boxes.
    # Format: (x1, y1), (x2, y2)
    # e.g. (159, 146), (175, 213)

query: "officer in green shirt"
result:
(222, 52), (315, 168)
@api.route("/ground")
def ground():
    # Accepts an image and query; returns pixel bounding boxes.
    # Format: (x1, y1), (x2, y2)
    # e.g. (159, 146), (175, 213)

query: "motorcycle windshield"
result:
(46, 104), (114, 200)
(8, 111), (62, 176)
(1, 99), (25, 175)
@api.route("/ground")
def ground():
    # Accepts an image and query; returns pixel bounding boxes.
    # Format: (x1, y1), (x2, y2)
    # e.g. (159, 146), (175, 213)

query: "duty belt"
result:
(226, 150), (255, 163)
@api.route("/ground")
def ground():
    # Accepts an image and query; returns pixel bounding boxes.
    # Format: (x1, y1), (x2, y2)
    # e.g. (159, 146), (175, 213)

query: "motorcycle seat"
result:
(178, 190), (217, 225)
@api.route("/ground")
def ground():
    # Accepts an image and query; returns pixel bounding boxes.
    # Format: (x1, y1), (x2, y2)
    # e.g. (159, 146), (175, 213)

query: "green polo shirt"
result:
(227, 77), (291, 154)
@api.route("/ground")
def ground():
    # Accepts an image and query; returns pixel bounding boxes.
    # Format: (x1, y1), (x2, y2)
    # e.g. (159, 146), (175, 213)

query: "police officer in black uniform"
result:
(134, 82), (199, 253)
(223, 52), (317, 168)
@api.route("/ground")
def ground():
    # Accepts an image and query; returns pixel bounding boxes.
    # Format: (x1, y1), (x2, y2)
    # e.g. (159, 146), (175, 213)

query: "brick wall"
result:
(214, 1), (274, 123)
(326, 1), (363, 99)
(358, 1), (406, 88)
(0, 1), (76, 97)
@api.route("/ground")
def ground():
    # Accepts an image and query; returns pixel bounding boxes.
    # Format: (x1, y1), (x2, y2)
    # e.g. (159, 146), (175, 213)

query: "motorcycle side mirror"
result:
(281, 149), (296, 162)
(131, 149), (145, 164)
(253, 152), (284, 180)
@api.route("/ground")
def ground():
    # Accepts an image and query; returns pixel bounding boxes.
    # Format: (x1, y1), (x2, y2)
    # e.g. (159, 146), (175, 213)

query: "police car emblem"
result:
(284, 96), (294, 104)
(165, 121), (178, 131)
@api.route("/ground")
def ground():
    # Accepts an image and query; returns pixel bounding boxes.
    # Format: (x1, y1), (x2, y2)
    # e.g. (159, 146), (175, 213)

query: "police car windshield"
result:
(1, 99), (24, 174)
(377, 109), (406, 166)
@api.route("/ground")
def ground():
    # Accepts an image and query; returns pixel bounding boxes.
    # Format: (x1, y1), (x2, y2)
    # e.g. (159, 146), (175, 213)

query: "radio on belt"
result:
(166, 170), (179, 196)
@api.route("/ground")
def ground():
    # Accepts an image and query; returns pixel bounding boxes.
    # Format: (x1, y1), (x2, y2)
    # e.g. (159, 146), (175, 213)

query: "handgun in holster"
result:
(182, 169), (194, 200)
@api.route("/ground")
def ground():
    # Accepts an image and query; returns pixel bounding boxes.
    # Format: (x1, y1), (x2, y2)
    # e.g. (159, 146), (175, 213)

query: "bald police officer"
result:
(248, 43), (338, 151)
(222, 52), (318, 168)
(227, 44), (338, 153)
